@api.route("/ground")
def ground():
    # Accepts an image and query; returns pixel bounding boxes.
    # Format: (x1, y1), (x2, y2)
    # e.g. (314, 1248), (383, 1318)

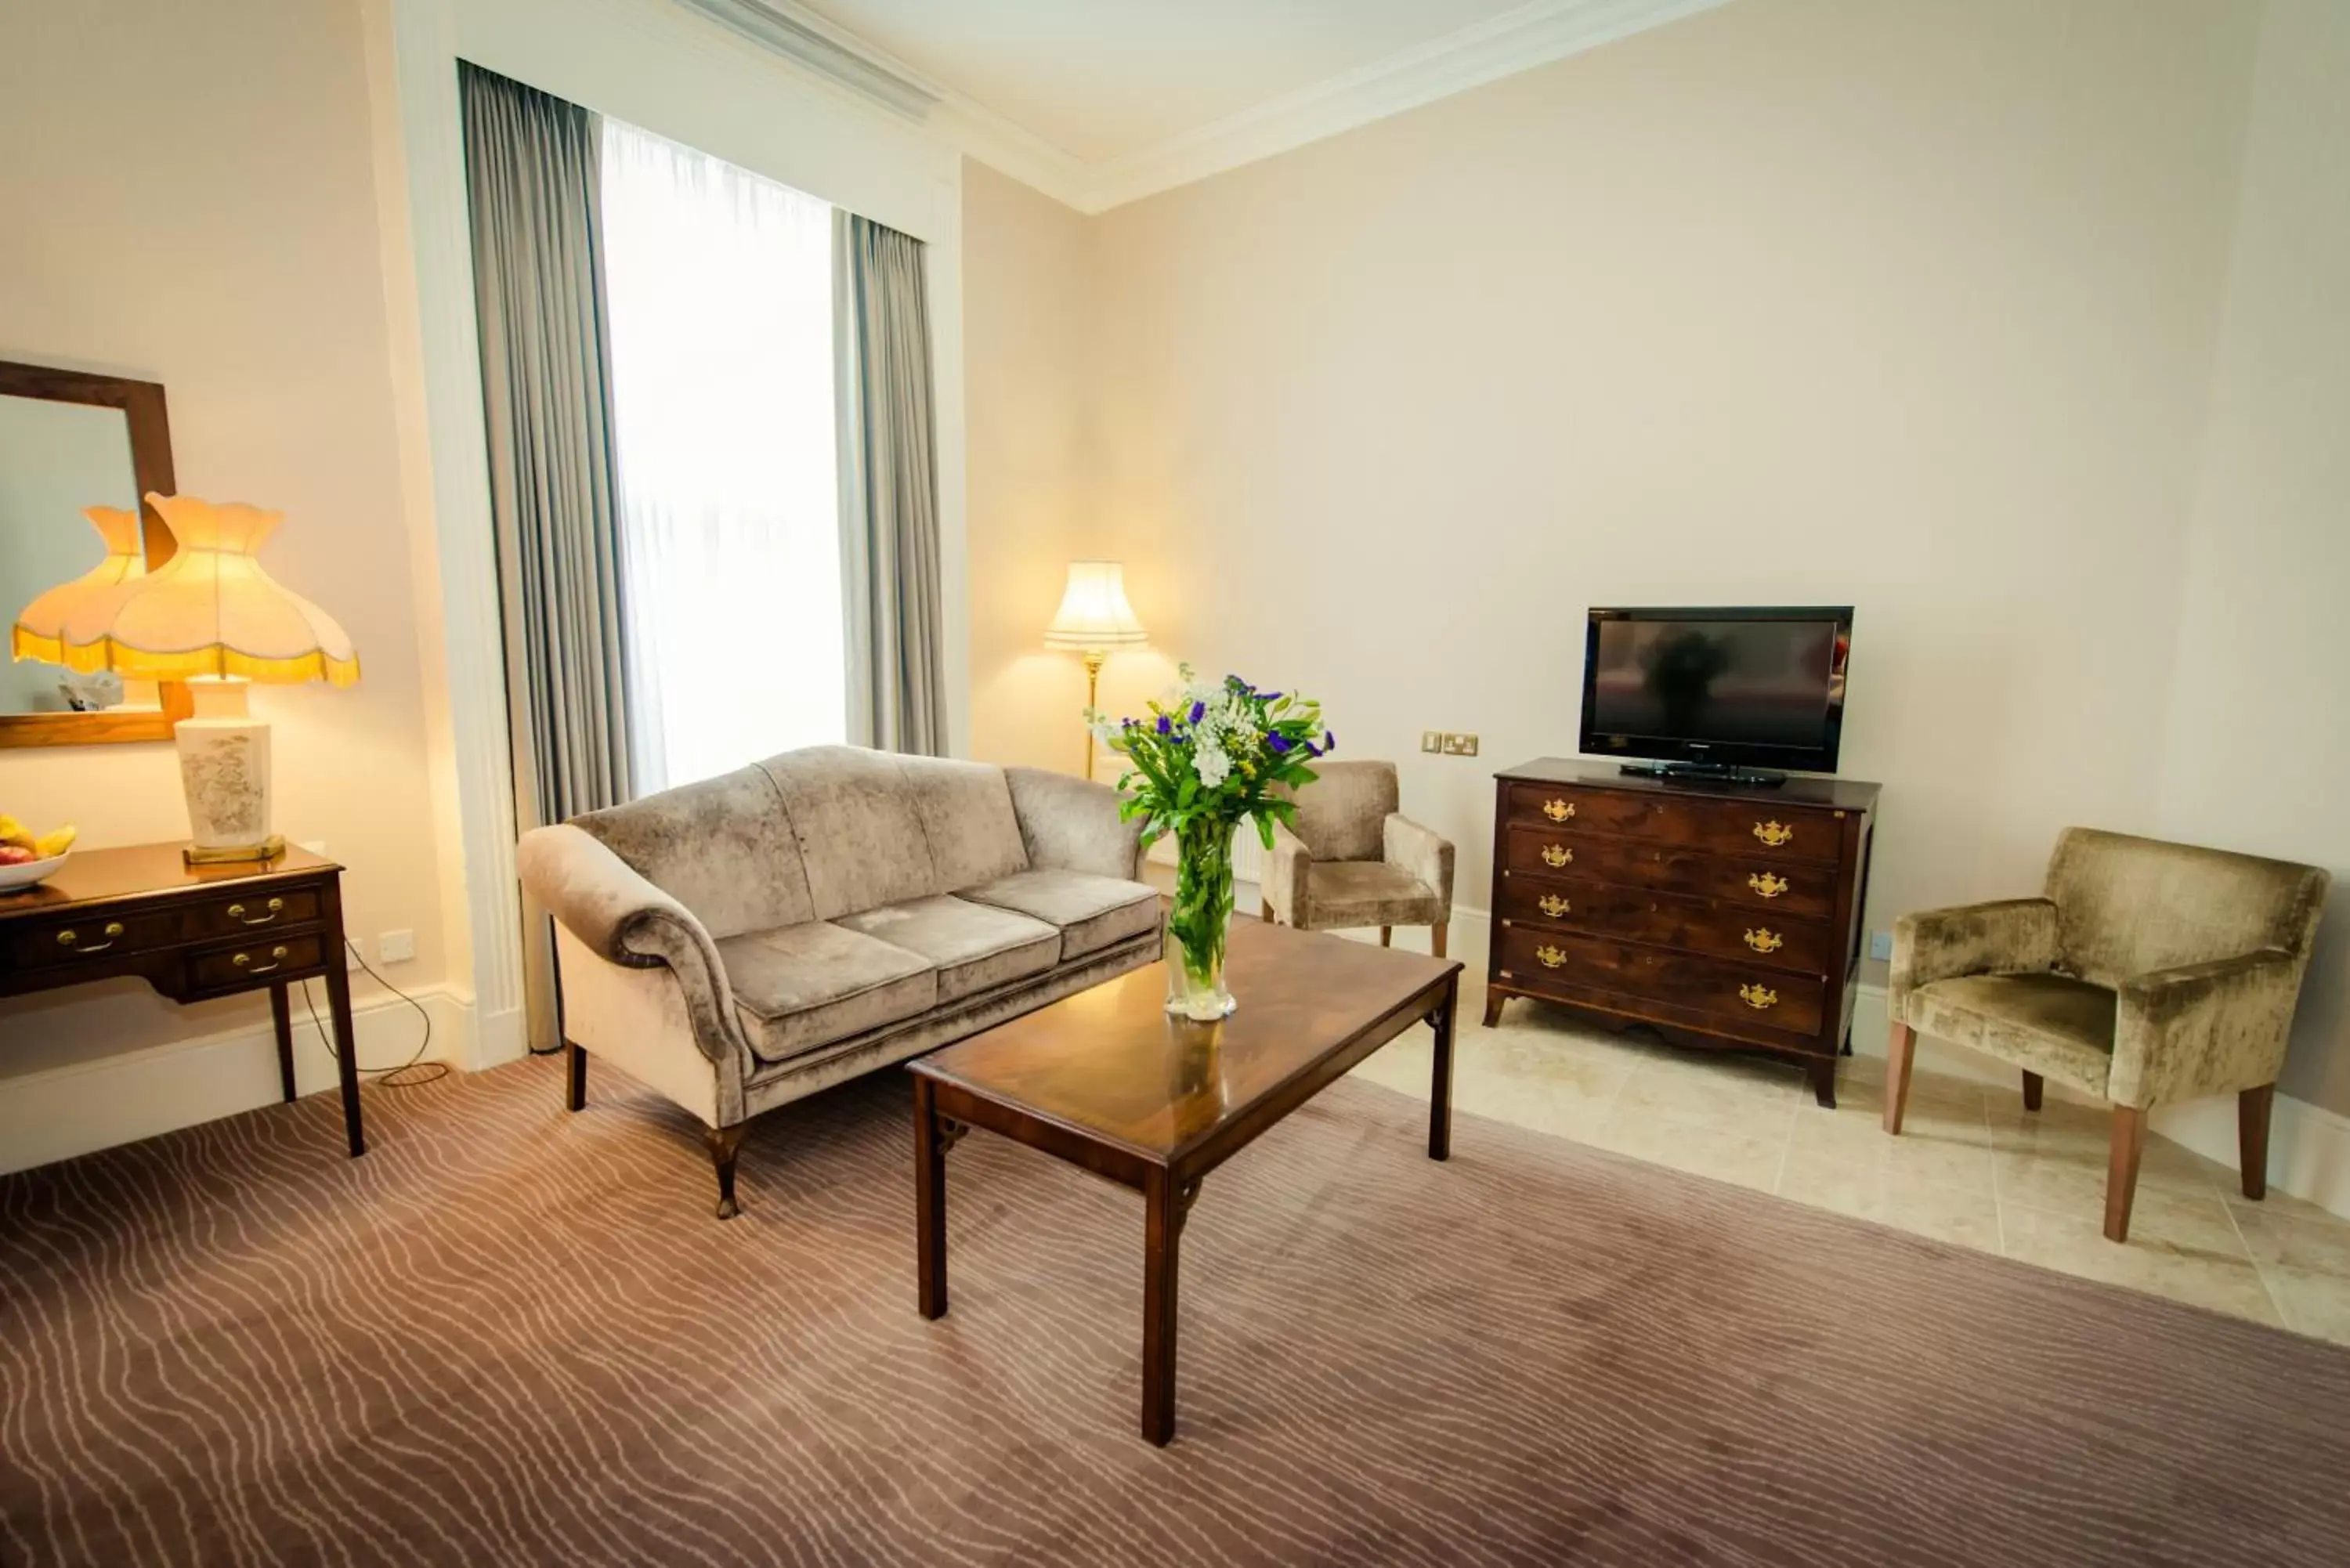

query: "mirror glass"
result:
(0, 392), (153, 714)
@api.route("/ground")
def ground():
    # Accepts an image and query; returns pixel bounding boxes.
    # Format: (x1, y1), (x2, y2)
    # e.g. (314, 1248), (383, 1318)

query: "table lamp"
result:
(16, 493), (360, 863)
(9, 506), (149, 667)
(1043, 561), (1146, 779)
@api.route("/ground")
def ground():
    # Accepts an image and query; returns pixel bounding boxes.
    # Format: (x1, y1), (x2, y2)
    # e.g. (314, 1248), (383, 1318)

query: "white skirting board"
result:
(0, 986), (472, 1178)
(1849, 985), (2350, 1220)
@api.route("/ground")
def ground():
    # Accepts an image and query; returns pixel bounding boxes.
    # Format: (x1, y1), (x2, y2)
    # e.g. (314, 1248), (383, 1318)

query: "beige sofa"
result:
(518, 746), (1160, 1216)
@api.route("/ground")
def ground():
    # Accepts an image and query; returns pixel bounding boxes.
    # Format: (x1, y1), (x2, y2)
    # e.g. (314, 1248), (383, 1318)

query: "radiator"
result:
(1144, 821), (1271, 889)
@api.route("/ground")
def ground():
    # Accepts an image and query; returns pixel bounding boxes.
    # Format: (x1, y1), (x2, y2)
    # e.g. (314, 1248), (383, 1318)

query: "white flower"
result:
(1195, 736), (1231, 787)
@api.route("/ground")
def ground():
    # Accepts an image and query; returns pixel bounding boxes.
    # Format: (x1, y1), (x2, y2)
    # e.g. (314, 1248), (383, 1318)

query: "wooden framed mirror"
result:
(0, 359), (192, 746)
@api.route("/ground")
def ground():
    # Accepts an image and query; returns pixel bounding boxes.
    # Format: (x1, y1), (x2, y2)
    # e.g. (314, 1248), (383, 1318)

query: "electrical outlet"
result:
(1421, 730), (1443, 753)
(1868, 930), (1893, 962)
(379, 929), (417, 964)
(1441, 732), (1480, 757)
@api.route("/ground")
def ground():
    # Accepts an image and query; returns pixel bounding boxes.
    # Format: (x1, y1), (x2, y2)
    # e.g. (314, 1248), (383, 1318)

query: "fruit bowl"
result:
(0, 850), (69, 893)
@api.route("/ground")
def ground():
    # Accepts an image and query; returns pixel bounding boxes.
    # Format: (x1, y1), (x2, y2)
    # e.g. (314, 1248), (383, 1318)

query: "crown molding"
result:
(1073, 0), (1731, 211)
(667, 0), (939, 120)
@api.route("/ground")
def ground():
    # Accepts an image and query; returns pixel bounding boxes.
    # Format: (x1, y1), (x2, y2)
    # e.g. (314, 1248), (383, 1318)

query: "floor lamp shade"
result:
(1043, 561), (1145, 779)
(21, 494), (360, 861)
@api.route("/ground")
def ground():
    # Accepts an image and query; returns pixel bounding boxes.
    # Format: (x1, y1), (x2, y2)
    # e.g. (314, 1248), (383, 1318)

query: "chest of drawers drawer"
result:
(1502, 826), (1840, 920)
(1496, 924), (1826, 1038)
(1503, 782), (1847, 867)
(1495, 874), (1831, 976)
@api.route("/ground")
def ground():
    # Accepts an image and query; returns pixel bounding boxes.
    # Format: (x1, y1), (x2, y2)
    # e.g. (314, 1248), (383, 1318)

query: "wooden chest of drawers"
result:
(1483, 760), (1878, 1105)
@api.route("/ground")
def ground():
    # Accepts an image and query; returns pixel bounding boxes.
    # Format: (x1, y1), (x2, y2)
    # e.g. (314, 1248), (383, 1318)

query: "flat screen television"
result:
(1578, 606), (1853, 783)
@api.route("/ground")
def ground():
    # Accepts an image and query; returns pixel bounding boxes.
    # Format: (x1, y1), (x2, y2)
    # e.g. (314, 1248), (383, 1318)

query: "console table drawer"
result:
(9, 909), (181, 971)
(1503, 827), (1840, 919)
(182, 888), (323, 940)
(1505, 782), (1844, 865)
(186, 934), (331, 994)
(1495, 926), (1826, 1038)
(1496, 875), (1831, 975)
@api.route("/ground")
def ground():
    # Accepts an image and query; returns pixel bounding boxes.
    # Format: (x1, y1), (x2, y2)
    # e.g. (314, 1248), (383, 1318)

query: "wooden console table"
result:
(0, 843), (364, 1157)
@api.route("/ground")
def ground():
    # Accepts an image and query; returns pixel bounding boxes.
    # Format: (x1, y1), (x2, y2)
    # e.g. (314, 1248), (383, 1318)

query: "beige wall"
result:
(2157, 0), (2350, 1111)
(0, 0), (451, 1070)
(1068, 0), (2259, 981)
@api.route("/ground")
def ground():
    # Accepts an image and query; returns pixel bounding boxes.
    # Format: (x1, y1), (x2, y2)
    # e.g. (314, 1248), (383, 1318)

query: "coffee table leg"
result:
(1142, 1168), (1187, 1446)
(915, 1077), (949, 1320)
(1429, 976), (1458, 1162)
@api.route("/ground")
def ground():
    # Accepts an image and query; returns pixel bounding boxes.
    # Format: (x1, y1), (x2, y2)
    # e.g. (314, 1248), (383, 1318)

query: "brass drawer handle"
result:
(1534, 945), (1567, 969)
(1752, 820), (1795, 847)
(57, 921), (126, 953)
(1738, 983), (1779, 1010)
(1540, 844), (1572, 868)
(1744, 927), (1783, 953)
(234, 945), (292, 975)
(1537, 894), (1570, 919)
(226, 898), (285, 926)
(1541, 798), (1575, 822)
(1748, 873), (1789, 900)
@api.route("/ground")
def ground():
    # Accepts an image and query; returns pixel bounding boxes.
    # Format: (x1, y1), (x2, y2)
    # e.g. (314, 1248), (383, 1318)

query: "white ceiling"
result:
(796, 0), (1535, 164)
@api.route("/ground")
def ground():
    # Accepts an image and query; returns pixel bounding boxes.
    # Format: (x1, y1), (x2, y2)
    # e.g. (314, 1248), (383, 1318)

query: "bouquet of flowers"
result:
(1090, 667), (1331, 1019)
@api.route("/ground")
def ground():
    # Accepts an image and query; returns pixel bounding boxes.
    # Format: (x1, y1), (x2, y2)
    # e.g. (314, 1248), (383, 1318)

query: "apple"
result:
(0, 845), (34, 865)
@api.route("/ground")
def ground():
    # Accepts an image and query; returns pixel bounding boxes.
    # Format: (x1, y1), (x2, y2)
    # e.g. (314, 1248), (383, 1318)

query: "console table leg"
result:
(1428, 979), (1457, 1162)
(269, 981), (296, 1104)
(915, 1077), (949, 1320)
(320, 882), (366, 1158)
(1141, 1167), (1183, 1446)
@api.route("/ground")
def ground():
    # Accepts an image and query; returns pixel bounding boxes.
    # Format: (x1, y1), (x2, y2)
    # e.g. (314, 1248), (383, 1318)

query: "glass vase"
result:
(1165, 818), (1237, 1021)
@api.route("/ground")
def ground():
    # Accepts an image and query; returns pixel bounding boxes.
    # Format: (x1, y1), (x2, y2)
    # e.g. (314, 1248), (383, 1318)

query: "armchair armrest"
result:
(2110, 948), (2303, 1108)
(1264, 818), (1311, 925)
(515, 823), (747, 1064)
(1004, 767), (1145, 880)
(1889, 898), (2058, 1009)
(1383, 812), (1454, 909)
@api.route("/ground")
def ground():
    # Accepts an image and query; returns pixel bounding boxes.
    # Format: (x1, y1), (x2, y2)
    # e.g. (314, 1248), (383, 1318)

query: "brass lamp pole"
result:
(1043, 562), (1147, 782)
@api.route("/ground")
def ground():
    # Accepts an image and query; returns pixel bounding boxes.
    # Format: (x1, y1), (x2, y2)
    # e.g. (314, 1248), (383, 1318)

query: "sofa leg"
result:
(2022, 1070), (2043, 1113)
(565, 1041), (586, 1111)
(2105, 1107), (2147, 1244)
(1260, 898), (1274, 924)
(1883, 1022), (1917, 1136)
(2240, 1084), (2275, 1201)
(1430, 922), (1448, 960)
(707, 1124), (748, 1220)
(1379, 926), (1392, 948)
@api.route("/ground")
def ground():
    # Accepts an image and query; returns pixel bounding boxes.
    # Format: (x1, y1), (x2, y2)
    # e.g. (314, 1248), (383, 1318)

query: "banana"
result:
(34, 826), (78, 858)
(0, 815), (33, 851)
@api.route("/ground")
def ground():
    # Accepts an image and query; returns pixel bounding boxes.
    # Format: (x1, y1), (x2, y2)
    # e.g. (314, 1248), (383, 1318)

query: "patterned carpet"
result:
(5, 1052), (2350, 1566)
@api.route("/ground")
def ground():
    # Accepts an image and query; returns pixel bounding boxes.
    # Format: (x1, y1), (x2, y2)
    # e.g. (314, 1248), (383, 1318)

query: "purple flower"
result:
(1267, 733), (1292, 753)
(1260, 692), (1282, 703)
(1155, 715), (1173, 735)
(1188, 701), (1206, 724)
(1322, 730), (1336, 753)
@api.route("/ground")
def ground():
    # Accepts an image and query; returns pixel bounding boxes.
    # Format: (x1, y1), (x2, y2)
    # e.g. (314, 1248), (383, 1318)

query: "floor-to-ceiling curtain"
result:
(601, 119), (845, 792)
(460, 62), (634, 1054)
(838, 214), (947, 757)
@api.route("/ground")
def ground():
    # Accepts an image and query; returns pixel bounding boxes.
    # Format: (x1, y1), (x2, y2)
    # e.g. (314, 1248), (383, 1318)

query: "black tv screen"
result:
(1580, 607), (1852, 774)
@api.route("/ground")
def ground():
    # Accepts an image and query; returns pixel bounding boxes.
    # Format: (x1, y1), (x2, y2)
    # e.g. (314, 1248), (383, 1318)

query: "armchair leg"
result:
(2021, 1071), (2043, 1113)
(1882, 1022), (1917, 1136)
(2240, 1084), (2275, 1201)
(2105, 1107), (2148, 1244)
(1260, 898), (1274, 924)
(566, 1041), (586, 1111)
(1431, 922), (1448, 959)
(1379, 926), (1392, 948)
(707, 1124), (748, 1221)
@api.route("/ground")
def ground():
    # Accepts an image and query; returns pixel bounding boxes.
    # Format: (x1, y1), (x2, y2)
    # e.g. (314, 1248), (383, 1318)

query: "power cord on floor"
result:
(298, 938), (449, 1089)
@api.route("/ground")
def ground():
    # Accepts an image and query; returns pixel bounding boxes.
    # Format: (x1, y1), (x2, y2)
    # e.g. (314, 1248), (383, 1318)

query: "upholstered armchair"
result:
(1886, 827), (2328, 1243)
(1260, 760), (1454, 956)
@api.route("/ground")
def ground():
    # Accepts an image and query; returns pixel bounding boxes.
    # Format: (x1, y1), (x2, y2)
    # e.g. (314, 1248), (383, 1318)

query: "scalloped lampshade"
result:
(9, 505), (147, 668)
(1043, 561), (1145, 780)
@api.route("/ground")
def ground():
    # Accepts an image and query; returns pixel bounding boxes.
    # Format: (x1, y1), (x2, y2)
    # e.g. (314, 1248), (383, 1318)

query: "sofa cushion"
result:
(573, 764), (814, 941)
(1905, 973), (2117, 1093)
(833, 895), (1060, 1004)
(719, 921), (937, 1064)
(959, 869), (1160, 959)
(897, 756), (1030, 891)
(1304, 861), (1443, 930)
(756, 746), (938, 920)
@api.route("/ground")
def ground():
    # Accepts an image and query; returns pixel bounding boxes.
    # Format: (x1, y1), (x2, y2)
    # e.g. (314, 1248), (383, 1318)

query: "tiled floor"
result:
(1349, 976), (2350, 1344)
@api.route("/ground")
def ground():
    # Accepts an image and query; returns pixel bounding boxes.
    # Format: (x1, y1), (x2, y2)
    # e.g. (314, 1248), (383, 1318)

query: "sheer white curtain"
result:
(599, 118), (844, 793)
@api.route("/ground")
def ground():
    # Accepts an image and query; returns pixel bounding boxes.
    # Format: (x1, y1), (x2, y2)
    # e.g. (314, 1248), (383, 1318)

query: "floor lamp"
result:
(1043, 561), (1146, 780)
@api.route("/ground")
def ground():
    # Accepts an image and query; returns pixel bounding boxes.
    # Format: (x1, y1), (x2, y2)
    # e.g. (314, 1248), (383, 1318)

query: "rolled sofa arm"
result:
(1889, 898), (2059, 1013)
(1264, 818), (1311, 925)
(516, 823), (747, 1064)
(1383, 812), (1454, 910)
(1004, 767), (1145, 880)
(2110, 948), (2302, 1109)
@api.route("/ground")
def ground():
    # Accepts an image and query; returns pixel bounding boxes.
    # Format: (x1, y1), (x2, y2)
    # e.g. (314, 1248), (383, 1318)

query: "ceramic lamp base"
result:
(176, 679), (276, 860)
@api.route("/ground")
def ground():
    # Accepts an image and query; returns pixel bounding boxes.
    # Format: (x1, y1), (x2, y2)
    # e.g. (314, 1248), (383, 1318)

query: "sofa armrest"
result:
(2110, 948), (2303, 1108)
(1004, 767), (1144, 880)
(1264, 818), (1311, 924)
(1383, 812), (1454, 909)
(516, 823), (746, 1065)
(1889, 898), (2059, 1012)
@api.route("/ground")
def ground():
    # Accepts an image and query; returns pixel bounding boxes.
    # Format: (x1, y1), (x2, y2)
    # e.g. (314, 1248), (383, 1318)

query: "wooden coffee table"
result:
(908, 916), (1462, 1445)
